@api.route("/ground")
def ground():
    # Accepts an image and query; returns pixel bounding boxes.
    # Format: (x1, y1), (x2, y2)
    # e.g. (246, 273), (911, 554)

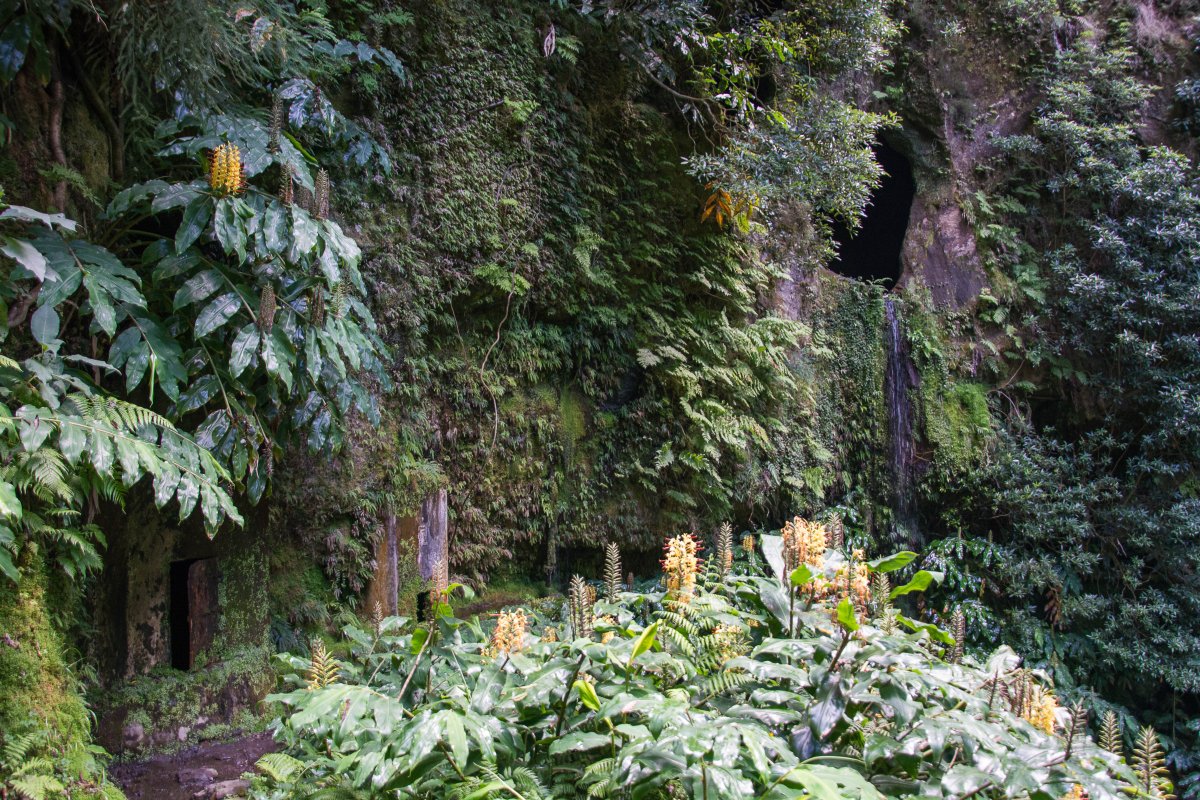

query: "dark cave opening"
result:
(169, 558), (218, 670)
(169, 560), (195, 669)
(828, 139), (915, 288)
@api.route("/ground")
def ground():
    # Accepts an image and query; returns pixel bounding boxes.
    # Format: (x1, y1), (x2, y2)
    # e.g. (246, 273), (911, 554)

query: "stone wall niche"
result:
(364, 488), (450, 616)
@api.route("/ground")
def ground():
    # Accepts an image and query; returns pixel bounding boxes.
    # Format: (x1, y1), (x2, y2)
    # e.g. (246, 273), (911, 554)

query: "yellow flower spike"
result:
(1024, 685), (1059, 734)
(483, 608), (528, 659)
(208, 142), (245, 196)
(662, 533), (701, 604)
(712, 623), (748, 665)
(1060, 785), (1086, 800)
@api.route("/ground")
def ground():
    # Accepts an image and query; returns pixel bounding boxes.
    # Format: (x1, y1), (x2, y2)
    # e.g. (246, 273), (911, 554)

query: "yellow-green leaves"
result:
(836, 597), (859, 632)
(628, 620), (659, 669)
(573, 679), (601, 712)
(866, 551), (917, 573)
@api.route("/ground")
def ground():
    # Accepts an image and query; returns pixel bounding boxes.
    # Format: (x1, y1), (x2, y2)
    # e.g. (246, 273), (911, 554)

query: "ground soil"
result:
(108, 732), (277, 800)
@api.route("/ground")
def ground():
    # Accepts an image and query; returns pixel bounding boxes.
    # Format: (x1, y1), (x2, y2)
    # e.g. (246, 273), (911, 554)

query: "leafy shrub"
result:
(253, 534), (1142, 799)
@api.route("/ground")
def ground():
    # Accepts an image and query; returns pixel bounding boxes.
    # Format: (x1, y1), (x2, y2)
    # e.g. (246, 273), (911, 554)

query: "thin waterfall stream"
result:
(884, 298), (919, 541)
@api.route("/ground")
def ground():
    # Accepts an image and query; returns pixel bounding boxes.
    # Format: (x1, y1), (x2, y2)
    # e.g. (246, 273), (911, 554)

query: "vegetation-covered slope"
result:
(1, 0), (1200, 797)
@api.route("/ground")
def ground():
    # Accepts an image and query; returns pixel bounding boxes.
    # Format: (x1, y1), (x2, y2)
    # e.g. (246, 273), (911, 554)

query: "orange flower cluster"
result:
(826, 548), (870, 610)
(208, 143), (245, 196)
(781, 517), (827, 575)
(712, 623), (749, 665)
(663, 534), (701, 603)
(483, 608), (528, 659)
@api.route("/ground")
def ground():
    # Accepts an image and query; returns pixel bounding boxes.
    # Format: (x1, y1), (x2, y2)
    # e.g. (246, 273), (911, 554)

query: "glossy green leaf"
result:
(628, 620), (658, 669)
(30, 303), (59, 344)
(574, 679), (601, 712)
(789, 563), (814, 587)
(836, 597), (859, 632)
(195, 292), (241, 338)
(888, 570), (943, 600)
(866, 551), (917, 573)
(175, 196), (213, 254)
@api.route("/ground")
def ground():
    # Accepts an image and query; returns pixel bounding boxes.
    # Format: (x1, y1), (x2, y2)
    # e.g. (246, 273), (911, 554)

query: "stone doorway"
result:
(168, 558), (219, 670)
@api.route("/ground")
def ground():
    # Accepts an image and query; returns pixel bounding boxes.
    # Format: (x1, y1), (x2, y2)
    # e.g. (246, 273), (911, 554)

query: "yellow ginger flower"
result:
(781, 516), (827, 575)
(1061, 786), (1086, 800)
(741, 534), (756, 552)
(663, 534), (701, 603)
(208, 142), (245, 196)
(483, 608), (528, 659)
(540, 626), (558, 643)
(712, 623), (749, 665)
(1025, 685), (1059, 734)
(597, 614), (617, 644)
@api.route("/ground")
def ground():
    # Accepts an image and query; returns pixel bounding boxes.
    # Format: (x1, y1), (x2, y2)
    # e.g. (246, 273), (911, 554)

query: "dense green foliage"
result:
(252, 538), (1143, 799)
(3, 0), (1200, 796)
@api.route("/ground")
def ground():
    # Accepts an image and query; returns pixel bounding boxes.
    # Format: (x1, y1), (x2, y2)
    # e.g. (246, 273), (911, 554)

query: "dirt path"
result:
(109, 733), (277, 800)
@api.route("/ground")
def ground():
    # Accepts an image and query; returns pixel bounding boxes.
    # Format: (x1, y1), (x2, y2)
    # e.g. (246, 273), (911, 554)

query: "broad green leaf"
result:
(213, 198), (248, 261)
(195, 292), (241, 338)
(549, 730), (608, 754)
(836, 597), (859, 632)
(0, 481), (21, 520)
(628, 620), (658, 669)
(229, 324), (260, 378)
(866, 551), (917, 573)
(30, 303), (59, 344)
(888, 570), (943, 600)
(0, 544), (17, 582)
(0, 203), (74, 230)
(173, 269), (223, 310)
(573, 679), (601, 712)
(176, 196), (213, 254)
(790, 563), (815, 587)
(1, 235), (48, 280)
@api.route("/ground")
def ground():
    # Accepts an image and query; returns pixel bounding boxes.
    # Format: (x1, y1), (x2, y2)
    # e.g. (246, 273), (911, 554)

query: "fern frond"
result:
(3, 731), (43, 766)
(9, 774), (65, 800)
(257, 752), (305, 782)
(659, 623), (696, 657)
(696, 669), (754, 698)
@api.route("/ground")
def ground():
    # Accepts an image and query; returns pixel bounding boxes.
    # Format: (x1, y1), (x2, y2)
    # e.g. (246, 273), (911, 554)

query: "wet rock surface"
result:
(108, 733), (276, 800)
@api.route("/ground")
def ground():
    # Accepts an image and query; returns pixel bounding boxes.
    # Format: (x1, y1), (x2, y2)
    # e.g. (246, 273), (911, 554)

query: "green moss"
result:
(90, 645), (273, 752)
(0, 553), (90, 744)
(922, 380), (993, 474)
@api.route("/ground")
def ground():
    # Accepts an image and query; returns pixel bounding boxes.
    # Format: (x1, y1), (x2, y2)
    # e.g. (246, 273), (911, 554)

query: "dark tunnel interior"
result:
(828, 140), (915, 288)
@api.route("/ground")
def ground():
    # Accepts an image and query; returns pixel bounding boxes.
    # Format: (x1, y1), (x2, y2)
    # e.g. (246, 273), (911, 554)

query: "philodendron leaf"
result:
(573, 679), (601, 712)
(836, 597), (859, 632)
(790, 563), (815, 587)
(888, 570), (943, 600)
(866, 551), (917, 573)
(628, 620), (658, 669)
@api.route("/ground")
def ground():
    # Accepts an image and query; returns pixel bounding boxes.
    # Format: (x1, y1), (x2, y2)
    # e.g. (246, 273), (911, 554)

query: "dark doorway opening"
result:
(169, 558), (218, 670)
(829, 139), (915, 288)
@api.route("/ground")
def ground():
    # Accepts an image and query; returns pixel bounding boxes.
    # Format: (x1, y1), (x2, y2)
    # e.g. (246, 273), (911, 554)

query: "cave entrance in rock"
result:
(169, 558), (218, 670)
(828, 139), (915, 289)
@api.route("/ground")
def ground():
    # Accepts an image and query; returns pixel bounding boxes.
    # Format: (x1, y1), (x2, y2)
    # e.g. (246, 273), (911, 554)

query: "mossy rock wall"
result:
(0, 551), (90, 745)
